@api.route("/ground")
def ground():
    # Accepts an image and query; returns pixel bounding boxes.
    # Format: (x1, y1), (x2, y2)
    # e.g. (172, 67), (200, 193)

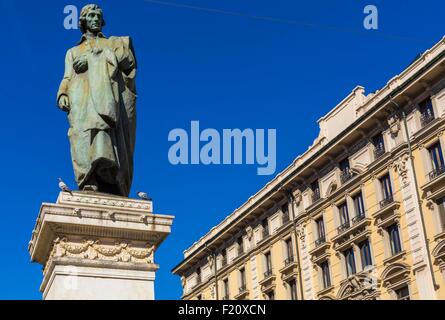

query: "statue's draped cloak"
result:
(57, 35), (136, 196)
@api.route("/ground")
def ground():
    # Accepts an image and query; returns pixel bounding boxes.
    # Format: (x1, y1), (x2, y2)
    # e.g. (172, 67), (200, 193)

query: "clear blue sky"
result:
(0, 0), (443, 299)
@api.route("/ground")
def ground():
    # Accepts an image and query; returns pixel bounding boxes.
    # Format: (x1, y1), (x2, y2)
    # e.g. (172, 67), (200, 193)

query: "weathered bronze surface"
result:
(57, 4), (137, 196)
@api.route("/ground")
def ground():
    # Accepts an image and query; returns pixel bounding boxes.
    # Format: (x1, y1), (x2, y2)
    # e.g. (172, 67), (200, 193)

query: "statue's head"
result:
(79, 4), (106, 34)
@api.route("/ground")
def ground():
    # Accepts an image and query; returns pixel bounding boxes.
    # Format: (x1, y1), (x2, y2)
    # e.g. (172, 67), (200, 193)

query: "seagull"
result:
(58, 178), (73, 195)
(137, 191), (152, 201)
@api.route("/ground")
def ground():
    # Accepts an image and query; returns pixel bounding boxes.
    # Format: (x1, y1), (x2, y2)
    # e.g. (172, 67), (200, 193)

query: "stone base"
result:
(28, 191), (174, 300)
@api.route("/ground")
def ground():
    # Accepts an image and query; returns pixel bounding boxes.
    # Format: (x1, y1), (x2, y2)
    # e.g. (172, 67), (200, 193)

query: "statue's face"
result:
(85, 9), (103, 33)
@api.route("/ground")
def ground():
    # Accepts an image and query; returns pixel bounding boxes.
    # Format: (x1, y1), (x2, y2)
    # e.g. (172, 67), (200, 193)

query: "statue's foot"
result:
(83, 184), (98, 192)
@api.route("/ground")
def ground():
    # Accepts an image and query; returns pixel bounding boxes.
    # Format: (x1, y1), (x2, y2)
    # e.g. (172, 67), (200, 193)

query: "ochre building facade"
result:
(172, 37), (445, 300)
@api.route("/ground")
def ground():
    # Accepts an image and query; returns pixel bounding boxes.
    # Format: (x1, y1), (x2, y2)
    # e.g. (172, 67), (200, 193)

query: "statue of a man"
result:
(57, 4), (137, 196)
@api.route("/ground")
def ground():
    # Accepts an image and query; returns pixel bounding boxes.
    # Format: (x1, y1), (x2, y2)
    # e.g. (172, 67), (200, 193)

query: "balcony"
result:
(315, 236), (326, 247)
(429, 166), (445, 181)
(280, 256), (298, 279)
(259, 269), (276, 292)
(282, 213), (290, 225)
(263, 270), (273, 279)
(340, 171), (354, 185)
(337, 221), (350, 234)
(374, 147), (385, 160)
(380, 195), (394, 209)
(352, 214), (366, 225)
(332, 215), (372, 251)
(284, 255), (295, 266)
(234, 284), (249, 300)
(373, 197), (400, 228)
(262, 228), (270, 239)
(220, 257), (227, 268)
(420, 112), (435, 127)
(312, 191), (321, 204)
(422, 166), (445, 198)
(309, 237), (330, 263)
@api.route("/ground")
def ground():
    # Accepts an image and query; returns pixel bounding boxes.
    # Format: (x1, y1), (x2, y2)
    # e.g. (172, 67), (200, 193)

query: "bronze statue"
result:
(57, 4), (137, 196)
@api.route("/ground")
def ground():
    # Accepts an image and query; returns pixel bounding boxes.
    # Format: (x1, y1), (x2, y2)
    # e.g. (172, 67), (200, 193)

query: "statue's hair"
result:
(79, 4), (106, 34)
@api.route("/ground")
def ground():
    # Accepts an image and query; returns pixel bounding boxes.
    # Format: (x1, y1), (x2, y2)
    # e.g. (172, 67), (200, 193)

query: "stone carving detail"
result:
(337, 272), (379, 300)
(46, 237), (155, 272)
(387, 114), (401, 137)
(394, 154), (410, 186)
(60, 193), (152, 211)
(207, 255), (214, 269)
(296, 223), (306, 241)
(426, 200), (435, 211)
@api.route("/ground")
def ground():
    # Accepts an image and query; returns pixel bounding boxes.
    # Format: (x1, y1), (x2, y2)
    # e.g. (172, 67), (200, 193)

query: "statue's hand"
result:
(58, 94), (70, 112)
(73, 55), (88, 73)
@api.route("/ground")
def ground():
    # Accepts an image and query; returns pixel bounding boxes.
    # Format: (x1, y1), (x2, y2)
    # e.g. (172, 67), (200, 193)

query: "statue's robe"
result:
(57, 33), (136, 196)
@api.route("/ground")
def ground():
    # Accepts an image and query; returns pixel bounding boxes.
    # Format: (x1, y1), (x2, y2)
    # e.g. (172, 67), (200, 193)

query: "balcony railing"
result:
(380, 195), (394, 209)
(264, 269), (273, 279)
(337, 221), (350, 234)
(420, 112), (435, 127)
(429, 166), (445, 181)
(374, 147), (385, 160)
(284, 256), (295, 266)
(312, 191), (321, 203)
(352, 214), (366, 225)
(340, 171), (354, 184)
(282, 214), (290, 225)
(239, 285), (247, 293)
(315, 236), (326, 247)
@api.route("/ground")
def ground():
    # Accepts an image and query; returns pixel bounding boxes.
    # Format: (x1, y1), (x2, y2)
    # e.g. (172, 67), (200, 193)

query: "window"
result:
(239, 268), (246, 291)
(281, 203), (289, 215)
(437, 197), (445, 232)
(340, 158), (352, 183)
(359, 239), (373, 269)
(316, 217), (326, 242)
(395, 285), (410, 300)
(196, 269), (201, 284)
(372, 132), (385, 158)
(320, 261), (331, 289)
(282, 203), (290, 223)
(262, 219), (269, 238)
(387, 224), (402, 256)
(237, 237), (244, 255)
(311, 180), (321, 202)
(221, 249), (227, 267)
(338, 202), (350, 231)
(380, 174), (393, 201)
(353, 192), (365, 217)
(285, 238), (294, 264)
(264, 252), (272, 276)
(428, 143), (445, 179)
(289, 279), (298, 300)
(419, 98), (435, 127)
(223, 278), (229, 298)
(344, 247), (357, 276)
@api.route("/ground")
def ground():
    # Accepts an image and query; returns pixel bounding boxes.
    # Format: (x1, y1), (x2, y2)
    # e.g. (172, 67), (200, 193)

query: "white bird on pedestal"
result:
(137, 191), (152, 201)
(58, 178), (73, 195)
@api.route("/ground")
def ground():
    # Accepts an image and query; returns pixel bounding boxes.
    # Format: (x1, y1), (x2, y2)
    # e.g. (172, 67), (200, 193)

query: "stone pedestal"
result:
(28, 191), (174, 300)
